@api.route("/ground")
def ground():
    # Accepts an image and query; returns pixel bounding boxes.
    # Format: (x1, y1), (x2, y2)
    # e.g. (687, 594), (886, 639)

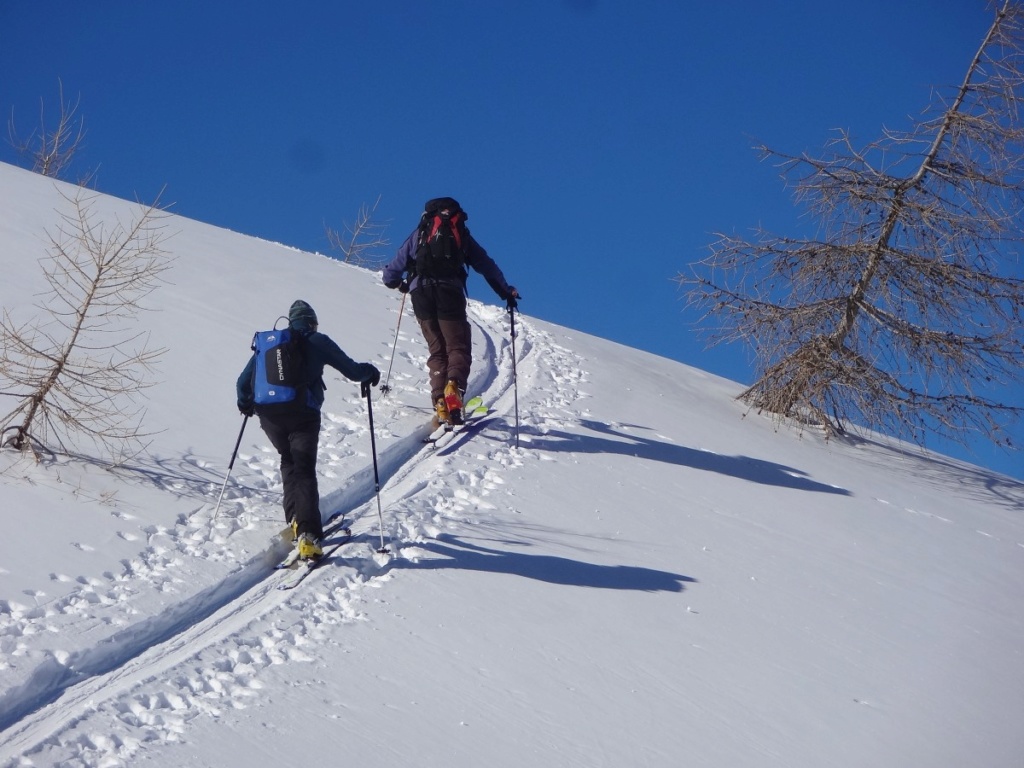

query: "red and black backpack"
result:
(414, 197), (468, 279)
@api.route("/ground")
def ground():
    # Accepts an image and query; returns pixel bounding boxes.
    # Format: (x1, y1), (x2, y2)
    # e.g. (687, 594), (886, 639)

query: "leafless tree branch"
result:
(0, 188), (175, 464)
(325, 195), (391, 269)
(7, 79), (92, 184)
(680, 0), (1024, 452)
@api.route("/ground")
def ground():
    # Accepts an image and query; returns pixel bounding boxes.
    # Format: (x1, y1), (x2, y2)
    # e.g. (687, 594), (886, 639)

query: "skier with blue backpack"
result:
(236, 300), (380, 560)
(382, 197), (519, 427)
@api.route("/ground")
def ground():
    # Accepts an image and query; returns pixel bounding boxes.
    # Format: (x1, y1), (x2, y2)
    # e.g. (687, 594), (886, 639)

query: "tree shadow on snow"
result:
(400, 534), (697, 593)
(7, 447), (240, 503)
(829, 431), (1023, 511)
(525, 419), (850, 496)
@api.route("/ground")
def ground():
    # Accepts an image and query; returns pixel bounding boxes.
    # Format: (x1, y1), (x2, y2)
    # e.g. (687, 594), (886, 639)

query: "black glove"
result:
(238, 401), (255, 417)
(398, 280), (410, 294)
(505, 286), (520, 311)
(362, 364), (381, 387)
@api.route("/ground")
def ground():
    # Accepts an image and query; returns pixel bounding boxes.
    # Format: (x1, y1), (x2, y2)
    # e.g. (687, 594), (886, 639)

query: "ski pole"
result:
(507, 299), (520, 449)
(379, 288), (408, 395)
(213, 414), (249, 519)
(363, 381), (390, 553)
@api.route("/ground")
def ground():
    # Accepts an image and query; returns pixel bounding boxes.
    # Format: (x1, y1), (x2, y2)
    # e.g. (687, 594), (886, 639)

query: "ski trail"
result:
(353, 308), (589, 557)
(0, 303), (554, 766)
(0, 561), (287, 757)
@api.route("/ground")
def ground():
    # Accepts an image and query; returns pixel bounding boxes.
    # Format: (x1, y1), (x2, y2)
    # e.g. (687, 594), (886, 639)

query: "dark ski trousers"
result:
(258, 409), (323, 539)
(412, 282), (472, 403)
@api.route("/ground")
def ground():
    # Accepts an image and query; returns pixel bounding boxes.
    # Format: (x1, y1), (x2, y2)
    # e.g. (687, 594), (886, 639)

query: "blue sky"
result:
(2, 0), (1021, 480)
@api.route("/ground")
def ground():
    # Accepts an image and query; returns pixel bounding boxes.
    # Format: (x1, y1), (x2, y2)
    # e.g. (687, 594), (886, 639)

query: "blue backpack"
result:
(250, 323), (309, 413)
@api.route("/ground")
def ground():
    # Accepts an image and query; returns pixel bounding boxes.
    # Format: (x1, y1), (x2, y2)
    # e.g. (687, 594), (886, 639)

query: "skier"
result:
(382, 197), (519, 426)
(236, 300), (380, 560)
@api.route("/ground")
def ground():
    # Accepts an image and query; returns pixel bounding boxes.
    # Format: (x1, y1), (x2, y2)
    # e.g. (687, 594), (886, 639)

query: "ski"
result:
(432, 415), (493, 452)
(275, 510), (348, 571)
(424, 396), (488, 447)
(277, 526), (353, 590)
(429, 415), (486, 449)
(462, 395), (487, 418)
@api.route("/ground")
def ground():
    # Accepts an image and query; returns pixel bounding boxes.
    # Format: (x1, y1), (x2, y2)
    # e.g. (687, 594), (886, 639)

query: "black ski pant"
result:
(412, 282), (472, 403)
(258, 409), (323, 539)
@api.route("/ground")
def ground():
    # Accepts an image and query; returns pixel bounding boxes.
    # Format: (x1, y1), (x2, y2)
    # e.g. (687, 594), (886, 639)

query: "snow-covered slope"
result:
(1, 162), (1022, 768)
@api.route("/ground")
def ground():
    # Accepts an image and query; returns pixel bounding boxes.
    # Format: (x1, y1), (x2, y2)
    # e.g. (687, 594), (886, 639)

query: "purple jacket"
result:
(382, 227), (514, 301)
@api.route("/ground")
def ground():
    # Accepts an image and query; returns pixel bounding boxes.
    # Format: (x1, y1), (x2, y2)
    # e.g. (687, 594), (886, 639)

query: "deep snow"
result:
(0, 162), (1022, 768)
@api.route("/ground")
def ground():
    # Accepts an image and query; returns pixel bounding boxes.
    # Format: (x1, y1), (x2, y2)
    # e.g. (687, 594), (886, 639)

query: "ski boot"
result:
(433, 397), (451, 429)
(444, 379), (464, 425)
(297, 532), (323, 561)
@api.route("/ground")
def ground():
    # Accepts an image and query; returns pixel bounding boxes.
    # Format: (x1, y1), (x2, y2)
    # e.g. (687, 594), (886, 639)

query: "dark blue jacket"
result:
(382, 227), (514, 300)
(236, 318), (375, 413)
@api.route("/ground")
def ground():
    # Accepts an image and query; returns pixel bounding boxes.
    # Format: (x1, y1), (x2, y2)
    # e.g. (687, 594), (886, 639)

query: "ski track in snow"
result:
(0, 305), (589, 767)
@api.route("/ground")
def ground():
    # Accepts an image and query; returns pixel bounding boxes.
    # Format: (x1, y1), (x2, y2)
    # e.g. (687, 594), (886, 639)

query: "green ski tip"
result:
(464, 395), (487, 416)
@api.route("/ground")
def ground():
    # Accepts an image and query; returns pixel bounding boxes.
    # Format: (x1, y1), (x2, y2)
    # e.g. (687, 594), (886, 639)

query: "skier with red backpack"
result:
(382, 197), (519, 426)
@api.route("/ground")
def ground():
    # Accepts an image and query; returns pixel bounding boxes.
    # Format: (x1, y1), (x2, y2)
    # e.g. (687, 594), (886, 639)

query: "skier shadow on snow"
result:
(527, 420), (850, 496)
(401, 534), (697, 593)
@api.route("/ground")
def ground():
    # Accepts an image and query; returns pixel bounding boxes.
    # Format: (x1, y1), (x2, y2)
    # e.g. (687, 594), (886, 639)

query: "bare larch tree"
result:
(681, 1), (1024, 451)
(7, 80), (88, 182)
(326, 195), (391, 269)
(0, 188), (173, 463)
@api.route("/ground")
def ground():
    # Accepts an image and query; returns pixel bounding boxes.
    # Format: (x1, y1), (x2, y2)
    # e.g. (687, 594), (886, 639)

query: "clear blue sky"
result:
(2, 0), (1021, 481)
